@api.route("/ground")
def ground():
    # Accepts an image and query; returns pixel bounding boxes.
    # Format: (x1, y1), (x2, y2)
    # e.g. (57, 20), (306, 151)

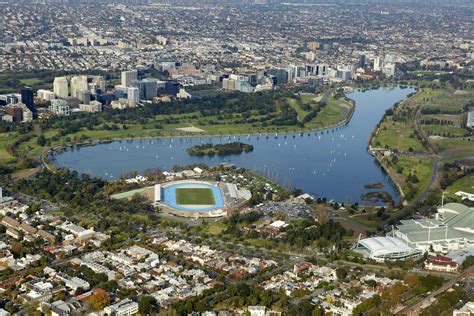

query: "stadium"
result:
(111, 180), (252, 217)
(353, 236), (422, 262)
(154, 180), (251, 217)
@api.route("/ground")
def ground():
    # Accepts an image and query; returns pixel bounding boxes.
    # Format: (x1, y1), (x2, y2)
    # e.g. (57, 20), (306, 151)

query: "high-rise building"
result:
(127, 87), (139, 106)
(164, 80), (180, 96)
(137, 79), (158, 100)
(373, 57), (382, 71)
(336, 69), (352, 81)
(77, 89), (91, 104)
(121, 70), (138, 87)
(382, 63), (396, 77)
(70, 76), (88, 98)
(268, 68), (289, 85)
(358, 53), (366, 68)
(20, 86), (34, 114)
(315, 64), (328, 76)
(53, 77), (69, 99)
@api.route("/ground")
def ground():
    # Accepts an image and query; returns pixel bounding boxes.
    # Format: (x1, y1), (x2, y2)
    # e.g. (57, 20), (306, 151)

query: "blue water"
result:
(163, 182), (224, 212)
(52, 86), (415, 204)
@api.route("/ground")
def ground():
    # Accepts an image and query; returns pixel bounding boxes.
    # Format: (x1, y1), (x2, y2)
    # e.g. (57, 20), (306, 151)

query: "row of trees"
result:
(13, 169), (159, 236)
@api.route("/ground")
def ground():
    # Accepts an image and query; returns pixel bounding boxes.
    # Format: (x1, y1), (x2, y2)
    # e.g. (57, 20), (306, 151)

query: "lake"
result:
(52, 86), (416, 204)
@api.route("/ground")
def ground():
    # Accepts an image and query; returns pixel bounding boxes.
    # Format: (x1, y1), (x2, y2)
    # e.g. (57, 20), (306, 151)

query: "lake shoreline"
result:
(49, 86), (415, 205)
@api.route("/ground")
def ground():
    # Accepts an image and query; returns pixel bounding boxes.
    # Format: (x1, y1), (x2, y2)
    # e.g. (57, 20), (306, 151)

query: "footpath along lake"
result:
(52, 86), (416, 204)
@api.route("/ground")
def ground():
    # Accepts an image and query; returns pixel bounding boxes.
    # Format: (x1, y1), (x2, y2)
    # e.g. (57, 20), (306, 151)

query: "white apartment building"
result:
(121, 70), (138, 87)
(37, 89), (56, 101)
(70, 76), (88, 98)
(127, 87), (139, 106)
(49, 99), (70, 116)
(53, 77), (69, 99)
(103, 298), (138, 316)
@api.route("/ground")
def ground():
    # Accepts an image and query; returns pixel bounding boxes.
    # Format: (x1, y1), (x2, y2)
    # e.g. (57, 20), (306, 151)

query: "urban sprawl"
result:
(0, 0), (474, 315)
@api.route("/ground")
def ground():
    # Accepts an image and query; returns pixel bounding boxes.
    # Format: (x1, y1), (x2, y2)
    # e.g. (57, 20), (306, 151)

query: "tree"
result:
(89, 289), (110, 311)
(37, 135), (46, 147)
(336, 267), (347, 279)
(462, 256), (474, 269)
(403, 274), (420, 288)
(139, 295), (157, 315)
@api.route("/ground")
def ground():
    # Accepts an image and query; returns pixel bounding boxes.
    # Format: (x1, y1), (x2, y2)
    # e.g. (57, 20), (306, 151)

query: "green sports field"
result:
(176, 188), (216, 205)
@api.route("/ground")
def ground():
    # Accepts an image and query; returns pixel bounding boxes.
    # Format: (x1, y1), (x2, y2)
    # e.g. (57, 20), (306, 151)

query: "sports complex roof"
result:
(394, 203), (474, 251)
(354, 236), (421, 262)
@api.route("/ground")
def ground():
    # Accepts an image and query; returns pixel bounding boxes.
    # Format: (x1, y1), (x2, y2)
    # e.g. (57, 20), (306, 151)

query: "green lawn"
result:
(20, 78), (43, 86)
(110, 188), (147, 199)
(436, 139), (474, 151)
(373, 119), (425, 152)
(389, 156), (434, 200)
(287, 97), (310, 121)
(422, 125), (470, 138)
(419, 89), (474, 113)
(204, 222), (228, 235)
(409, 88), (448, 105)
(445, 173), (474, 201)
(176, 188), (215, 205)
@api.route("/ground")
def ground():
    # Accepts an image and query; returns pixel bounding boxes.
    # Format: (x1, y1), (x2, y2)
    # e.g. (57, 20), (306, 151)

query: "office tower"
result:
(70, 76), (88, 98)
(96, 93), (116, 106)
(358, 53), (366, 68)
(164, 80), (180, 96)
(336, 69), (352, 81)
(77, 89), (91, 104)
(287, 66), (297, 82)
(138, 79), (158, 100)
(268, 68), (289, 85)
(247, 74), (257, 87)
(315, 64), (328, 76)
(53, 76), (69, 99)
(127, 87), (139, 106)
(121, 70), (138, 87)
(20, 86), (34, 113)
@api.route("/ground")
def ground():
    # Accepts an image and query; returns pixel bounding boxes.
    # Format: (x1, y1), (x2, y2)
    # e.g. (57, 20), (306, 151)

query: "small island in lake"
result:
(187, 142), (254, 156)
(360, 191), (393, 205)
(364, 182), (385, 189)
